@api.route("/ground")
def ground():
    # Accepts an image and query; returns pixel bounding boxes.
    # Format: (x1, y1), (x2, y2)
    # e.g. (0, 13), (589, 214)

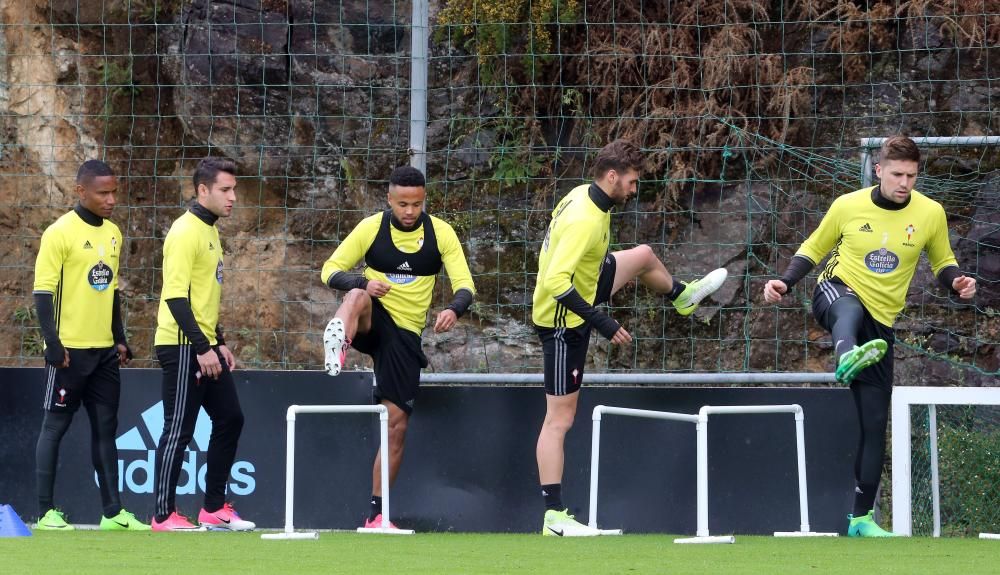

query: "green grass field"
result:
(1, 531), (996, 574)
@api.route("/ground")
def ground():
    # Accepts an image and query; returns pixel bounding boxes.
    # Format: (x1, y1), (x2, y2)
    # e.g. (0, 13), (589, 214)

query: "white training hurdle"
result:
(261, 404), (414, 540)
(588, 403), (837, 544)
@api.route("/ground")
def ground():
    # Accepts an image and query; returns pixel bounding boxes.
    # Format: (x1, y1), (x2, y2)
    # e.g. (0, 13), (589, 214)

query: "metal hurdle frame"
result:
(588, 404), (837, 544)
(261, 404), (414, 540)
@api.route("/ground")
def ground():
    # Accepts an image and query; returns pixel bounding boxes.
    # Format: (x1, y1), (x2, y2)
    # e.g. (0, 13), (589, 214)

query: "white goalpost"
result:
(890, 386), (1000, 539)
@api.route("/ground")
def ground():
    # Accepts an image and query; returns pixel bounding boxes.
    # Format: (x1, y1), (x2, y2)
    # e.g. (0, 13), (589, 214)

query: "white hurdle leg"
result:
(773, 407), (837, 538)
(358, 406), (414, 534)
(980, 533), (1000, 540)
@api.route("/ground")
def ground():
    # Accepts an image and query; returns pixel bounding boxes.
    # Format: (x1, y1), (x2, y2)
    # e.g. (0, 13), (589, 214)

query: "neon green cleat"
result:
(835, 339), (888, 384)
(542, 509), (600, 537)
(100, 509), (151, 531)
(672, 268), (728, 316)
(35, 509), (74, 531)
(847, 510), (900, 537)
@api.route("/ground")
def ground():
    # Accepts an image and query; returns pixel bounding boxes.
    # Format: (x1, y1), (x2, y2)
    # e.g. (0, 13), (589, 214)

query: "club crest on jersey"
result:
(865, 232), (899, 274)
(88, 260), (113, 291)
(216, 259), (224, 284)
(903, 224), (916, 247)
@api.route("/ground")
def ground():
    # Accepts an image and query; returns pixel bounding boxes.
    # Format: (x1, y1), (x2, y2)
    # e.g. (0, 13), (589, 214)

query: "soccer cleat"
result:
(199, 503), (256, 531)
(363, 514), (399, 530)
(672, 268), (728, 316)
(835, 339), (888, 384)
(323, 317), (349, 376)
(541, 509), (601, 537)
(35, 509), (74, 531)
(151, 511), (206, 532)
(99, 509), (151, 531)
(847, 510), (900, 537)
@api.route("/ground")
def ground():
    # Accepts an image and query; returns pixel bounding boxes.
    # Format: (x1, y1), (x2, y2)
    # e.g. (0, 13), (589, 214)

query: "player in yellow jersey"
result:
(150, 158), (254, 532)
(763, 136), (976, 537)
(32, 160), (148, 531)
(321, 166), (475, 529)
(533, 140), (729, 536)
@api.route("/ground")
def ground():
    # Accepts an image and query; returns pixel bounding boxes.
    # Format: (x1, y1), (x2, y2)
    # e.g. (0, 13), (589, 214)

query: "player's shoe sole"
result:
(835, 339), (888, 384)
(323, 317), (347, 376)
(673, 268), (728, 316)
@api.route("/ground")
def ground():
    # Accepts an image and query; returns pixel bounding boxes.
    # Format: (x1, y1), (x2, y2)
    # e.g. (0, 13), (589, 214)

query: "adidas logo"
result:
(859, 223), (873, 233)
(83, 240), (93, 249)
(397, 261), (412, 272)
(108, 401), (255, 495)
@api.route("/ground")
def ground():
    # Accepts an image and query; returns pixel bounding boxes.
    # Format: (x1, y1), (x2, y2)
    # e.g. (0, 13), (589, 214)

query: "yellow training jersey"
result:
(155, 210), (223, 346)
(321, 212), (475, 335)
(797, 186), (958, 327)
(32, 209), (123, 348)
(532, 184), (612, 328)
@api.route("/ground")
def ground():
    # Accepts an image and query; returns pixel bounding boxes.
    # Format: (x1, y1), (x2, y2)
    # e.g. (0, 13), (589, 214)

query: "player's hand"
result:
(953, 275), (977, 299)
(610, 326), (632, 346)
(366, 280), (391, 298)
(196, 349), (223, 380)
(44, 342), (69, 368)
(116, 343), (132, 367)
(763, 279), (788, 304)
(218, 344), (237, 371)
(62, 348), (70, 368)
(433, 309), (458, 333)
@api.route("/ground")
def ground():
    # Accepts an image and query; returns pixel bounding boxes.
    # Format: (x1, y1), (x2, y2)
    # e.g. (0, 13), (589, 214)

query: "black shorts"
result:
(352, 299), (428, 415)
(536, 253), (617, 396)
(42, 347), (121, 412)
(812, 279), (894, 390)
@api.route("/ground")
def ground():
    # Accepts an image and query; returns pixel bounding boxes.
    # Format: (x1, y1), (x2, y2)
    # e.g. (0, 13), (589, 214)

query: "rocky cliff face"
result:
(1, 0), (997, 384)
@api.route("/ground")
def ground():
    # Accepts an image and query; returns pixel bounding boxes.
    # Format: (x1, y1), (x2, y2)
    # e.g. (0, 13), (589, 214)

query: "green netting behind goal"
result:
(1, 1), (998, 380)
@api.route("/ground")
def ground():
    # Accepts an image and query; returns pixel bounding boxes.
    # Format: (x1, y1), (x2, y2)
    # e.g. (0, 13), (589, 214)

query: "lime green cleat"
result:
(100, 509), (151, 531)
(542, 509), (600, 537)
(847, 510), (900, 537)
(36, 509), (74, 531)
(835, 339), (888, 384)
(672, 268), (728, 316)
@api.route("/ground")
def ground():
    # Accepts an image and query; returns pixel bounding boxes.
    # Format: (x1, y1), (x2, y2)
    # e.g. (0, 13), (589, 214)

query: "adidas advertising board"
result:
(1, 367), (857, 533)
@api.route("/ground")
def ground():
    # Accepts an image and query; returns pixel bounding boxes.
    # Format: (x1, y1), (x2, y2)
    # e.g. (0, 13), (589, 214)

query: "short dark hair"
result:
(593, 139), (643, 178)
(879, 136), (920, 164)
(389, 165), (425, 188)
(193, 157), (237, 192)
(76, 160), (115, 185)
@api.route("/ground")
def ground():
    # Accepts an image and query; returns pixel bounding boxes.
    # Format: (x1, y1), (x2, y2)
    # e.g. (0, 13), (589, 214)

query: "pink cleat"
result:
(363, 514), (399, 530)
(198, 503), (256, 531)
(151, 511), (206, 532)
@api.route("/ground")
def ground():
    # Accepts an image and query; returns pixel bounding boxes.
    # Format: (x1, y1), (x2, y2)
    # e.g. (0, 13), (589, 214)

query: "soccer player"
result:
(533, 140), (728, 536)
(762, 136), (976, 537)
(321, 166), (475, 529)
(32, 160), (148, 531)
(150, 157), (254, 532)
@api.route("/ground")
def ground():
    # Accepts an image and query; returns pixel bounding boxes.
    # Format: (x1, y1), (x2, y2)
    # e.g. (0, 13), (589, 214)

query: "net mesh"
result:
(0, 0), (997, 381)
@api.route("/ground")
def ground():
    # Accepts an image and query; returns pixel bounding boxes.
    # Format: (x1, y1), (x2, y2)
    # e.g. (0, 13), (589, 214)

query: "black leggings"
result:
(850, 382), (892, 516)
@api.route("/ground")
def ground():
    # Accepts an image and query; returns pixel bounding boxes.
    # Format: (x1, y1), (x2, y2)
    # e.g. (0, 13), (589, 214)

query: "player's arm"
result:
(926, 207), (975, 299)
(433, 221), (476, 333)
(111, 289), (132, 366)
(215, 324), (236, 370)
(320, 217), (389, 297)
(32, 227), (69, 367)
(541, 219), (622, 341)
(764, 199), (843, 303)
(161, 229), (213, 354)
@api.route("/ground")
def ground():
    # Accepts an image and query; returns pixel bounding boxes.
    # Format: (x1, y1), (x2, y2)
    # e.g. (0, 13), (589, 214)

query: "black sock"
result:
(667, 280), (686, 300)
(853, 482), (878, 517)
(370, 495), (382, 520)
(541, 484), (563, 511)
(154, 513), (170, 523)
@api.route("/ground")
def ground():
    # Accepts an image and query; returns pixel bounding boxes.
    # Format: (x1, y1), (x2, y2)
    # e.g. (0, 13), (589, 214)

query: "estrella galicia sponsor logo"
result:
(105, 401), (255, 495)
(216, 259), (224, 284)
(88, 261), (113, 291)
(865, 248), (899, 274)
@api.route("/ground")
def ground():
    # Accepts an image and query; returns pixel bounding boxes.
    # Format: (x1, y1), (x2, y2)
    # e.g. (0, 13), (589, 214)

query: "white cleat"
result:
(323, 317), (347, 376)
(542, 509), (602, 537)
(673, 267), (729, 316)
